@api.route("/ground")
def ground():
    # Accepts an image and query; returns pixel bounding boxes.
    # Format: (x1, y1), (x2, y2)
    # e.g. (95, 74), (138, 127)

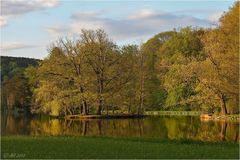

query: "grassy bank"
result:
(145, 111), (203, 116)
(1, 136), (239, 159)
(145, 111), (240, 121)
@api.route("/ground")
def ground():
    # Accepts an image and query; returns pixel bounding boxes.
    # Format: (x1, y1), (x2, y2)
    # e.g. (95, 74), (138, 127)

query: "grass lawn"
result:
(1, 136), (239, 159)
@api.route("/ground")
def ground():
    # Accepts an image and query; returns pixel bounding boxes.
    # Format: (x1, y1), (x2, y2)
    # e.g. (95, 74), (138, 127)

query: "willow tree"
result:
(32, 44), (93, 116)
(32, 47), (73, 116)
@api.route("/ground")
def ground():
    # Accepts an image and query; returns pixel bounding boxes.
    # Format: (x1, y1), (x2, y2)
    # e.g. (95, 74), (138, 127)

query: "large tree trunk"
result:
(96, 73), (104, 115)
(80, 105), (83, 114)
(106, 105), (109, 115)
(63, 108), (67, 116)
(67, 108), (73, 115)
(138, 52), (145, 115)
(112, 104), (115, 114)
(97, 99), (103, 115)
(128, 96), (132, 114)
(220, 94), (227, 115)
(80, 86), (88, 115)
(128, 105), (131, 114)
(82, 101), (88, 115)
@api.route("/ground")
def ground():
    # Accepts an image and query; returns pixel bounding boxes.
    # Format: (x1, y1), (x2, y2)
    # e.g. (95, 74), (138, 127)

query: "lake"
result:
(1, 113), (239, 143)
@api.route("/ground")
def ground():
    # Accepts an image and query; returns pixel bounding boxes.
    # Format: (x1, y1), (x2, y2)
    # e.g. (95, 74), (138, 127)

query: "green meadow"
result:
(1, 136), (239, 159)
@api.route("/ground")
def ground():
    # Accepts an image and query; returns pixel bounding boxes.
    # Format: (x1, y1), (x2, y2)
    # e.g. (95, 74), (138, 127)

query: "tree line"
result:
(1, 56), (39, 110)
(2, 2), (239, 116)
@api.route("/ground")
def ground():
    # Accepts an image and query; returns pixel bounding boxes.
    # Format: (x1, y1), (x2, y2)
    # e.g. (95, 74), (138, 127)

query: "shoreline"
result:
(64, 114), (145, 120)
(200, 114), (240, 122)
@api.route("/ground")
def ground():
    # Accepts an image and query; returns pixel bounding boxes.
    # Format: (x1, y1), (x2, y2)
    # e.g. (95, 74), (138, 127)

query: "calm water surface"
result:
(1, 113), (239, 143)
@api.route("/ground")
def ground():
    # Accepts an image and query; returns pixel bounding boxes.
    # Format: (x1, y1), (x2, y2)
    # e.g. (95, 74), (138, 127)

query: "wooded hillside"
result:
(1, 56), (40, 110)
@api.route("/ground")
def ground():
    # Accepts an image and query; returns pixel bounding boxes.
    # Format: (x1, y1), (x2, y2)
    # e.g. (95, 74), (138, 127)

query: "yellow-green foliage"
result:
(49, 100), (61, 116)
(27, 2), (239, 116)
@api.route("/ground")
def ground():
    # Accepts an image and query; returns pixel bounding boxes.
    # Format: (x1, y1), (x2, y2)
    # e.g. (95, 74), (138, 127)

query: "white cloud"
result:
(1, 0), (59, 27)
(45, 25), (70, 38)
(39, 0), (59, 7)
(71, 11), (103, 20)
(45, 9), (211, 43)
(208, 11), (223, 23)
(128, 9), (156, 19)
(1, 42), (39, 52)
(1, 0), (59, 16)
(70, 9), (209, 41)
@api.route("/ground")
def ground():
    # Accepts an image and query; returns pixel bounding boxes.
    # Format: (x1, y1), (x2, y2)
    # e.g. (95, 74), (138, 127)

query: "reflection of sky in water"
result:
(1, 114), (239, 143)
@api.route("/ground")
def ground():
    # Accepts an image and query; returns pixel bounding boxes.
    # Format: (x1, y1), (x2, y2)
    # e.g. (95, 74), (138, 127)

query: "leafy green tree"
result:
(32, 44), (95, 116)
(158, 27), (204, 110)
(143, 31), (175, 110)
(18, 2), (239, 116)
(2, 73), (31, 110)
(1, 57), (38, 110)
(196, 2), (239, 114)
(80, 29), (124, 115)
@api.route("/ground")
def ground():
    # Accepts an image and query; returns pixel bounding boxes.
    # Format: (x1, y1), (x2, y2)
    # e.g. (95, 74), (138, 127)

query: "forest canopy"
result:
(1, 2), (239, 116)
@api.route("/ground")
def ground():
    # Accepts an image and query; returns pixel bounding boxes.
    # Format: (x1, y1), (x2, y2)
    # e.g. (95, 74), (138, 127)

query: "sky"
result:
(0, 0), (236, 59)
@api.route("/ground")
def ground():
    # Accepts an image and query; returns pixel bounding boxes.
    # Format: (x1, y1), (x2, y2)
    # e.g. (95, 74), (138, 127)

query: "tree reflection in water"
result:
(1, 114), (239, 143)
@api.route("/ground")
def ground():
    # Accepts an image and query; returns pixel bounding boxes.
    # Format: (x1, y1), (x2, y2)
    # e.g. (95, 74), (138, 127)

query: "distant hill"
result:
(1, 56), (40, 81)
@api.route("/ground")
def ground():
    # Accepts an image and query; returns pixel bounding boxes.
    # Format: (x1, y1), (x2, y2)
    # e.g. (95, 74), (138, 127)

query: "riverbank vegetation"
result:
(1, 2), (239, 116)
(1, 136), (239, 159)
